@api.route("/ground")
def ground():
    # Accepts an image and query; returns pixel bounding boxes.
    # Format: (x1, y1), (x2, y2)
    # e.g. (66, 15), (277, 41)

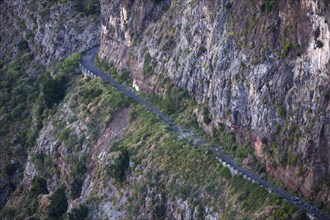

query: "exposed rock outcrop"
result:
(0, 0), (99, 65)
(98, 0), (330, 207)
(1, 0), (329, 218)
(0, 0), (100, 210)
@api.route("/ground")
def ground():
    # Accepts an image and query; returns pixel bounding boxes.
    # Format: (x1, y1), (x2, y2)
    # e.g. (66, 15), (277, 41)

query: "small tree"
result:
(203, 106), (212, 124)
(68, 204), (89, 220)
(17, 40), (28, 50)
(70, 179), (83, 200)
(61, 53), (80, 74)
(48, 186), (68, 219)
(42, 76), (66, 108)
(4, 163), (17, 176)
(107, 149), (130, 184)
(30, 176), (48, 197)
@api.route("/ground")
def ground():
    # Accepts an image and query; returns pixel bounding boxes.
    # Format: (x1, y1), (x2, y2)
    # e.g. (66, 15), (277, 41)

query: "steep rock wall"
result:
(98, 0), (330, 206)
(0, 0), (99, 65)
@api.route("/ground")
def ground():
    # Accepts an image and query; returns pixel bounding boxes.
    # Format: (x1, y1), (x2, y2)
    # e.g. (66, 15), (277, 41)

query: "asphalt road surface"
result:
(81, 46), (329, 220)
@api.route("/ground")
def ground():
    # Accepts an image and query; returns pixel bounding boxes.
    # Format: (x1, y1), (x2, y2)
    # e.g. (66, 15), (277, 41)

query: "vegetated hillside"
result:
(98, 0), (330, 208)
(1, 59), (307, 219)
(0, 0), (99, 211)
(0, 0), (327, 219)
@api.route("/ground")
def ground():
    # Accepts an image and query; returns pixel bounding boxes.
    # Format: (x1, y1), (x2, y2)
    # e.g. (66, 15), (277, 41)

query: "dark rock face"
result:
(0, 0), (99, 64)
(99, 0), (330, 206)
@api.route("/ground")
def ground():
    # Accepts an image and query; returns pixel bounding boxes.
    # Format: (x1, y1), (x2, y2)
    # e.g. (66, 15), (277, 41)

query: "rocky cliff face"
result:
(0, 0), (99, 65)
(0, 0), (99, 211)
(1, 0), (329, 218)
(98, 0), (330, 207)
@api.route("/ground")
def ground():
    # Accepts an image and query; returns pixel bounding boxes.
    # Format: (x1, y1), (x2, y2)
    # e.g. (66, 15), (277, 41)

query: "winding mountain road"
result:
(81, 47), (329, 220)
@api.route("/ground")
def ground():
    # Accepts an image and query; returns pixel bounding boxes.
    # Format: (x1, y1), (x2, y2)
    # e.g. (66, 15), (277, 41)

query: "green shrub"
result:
(203, 106), (212, 124)
(142, 53), (153, 76)
(278, 150), (288, 165)
(0, 207), (16, 219)
(219, 166), (231, 179)
(153, 203), (166, 219)
(94, 57), (117, 78)
(58, 127), (70, 141)
(71, 159), (87, 179)
(17, 40), (29, 50)
(65, 134), (79, 150)
(21, 52), (33, 62)
(30, 176), (48, 197)
(70, 179), (83, 199)
(151, 0), (162, 4)
(73, 0), (100, 16)
(235, 145), (251, 159)
(5, 163), (17, 176)
(80, 85), (102, 101)
(281, 41), (293, 58)
(274, 200), (299, 219)
(39, 8), (50, 20)
(48, 186), (68, 219)
(16, 18), (26, 30)
(41, 53), (79, 111)
(25, 31), (34, 40)
(118, 69), (131, 84)
(275, 102), (286, 117)
(261, 0), (278, 13)
(42, 76), (67, 108)
(160, 86), (189, 115)
(68, 204), (89, 220)
(198, 46), (207, 54)
(323, 90), (330, 102)
(107, 149), (130, 184)
(62, 53), (80, 74)
(255, 162), (266, 174)
(197, 205), (205, 219)
(32, 153), (53, 178)
(225, 2), (232, 9)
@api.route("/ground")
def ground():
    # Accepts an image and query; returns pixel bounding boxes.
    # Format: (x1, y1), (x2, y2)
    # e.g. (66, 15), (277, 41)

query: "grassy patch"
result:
(95, 56), (132, 86)
(281, 41), (293, 58)
(106, 104), (304, 218)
